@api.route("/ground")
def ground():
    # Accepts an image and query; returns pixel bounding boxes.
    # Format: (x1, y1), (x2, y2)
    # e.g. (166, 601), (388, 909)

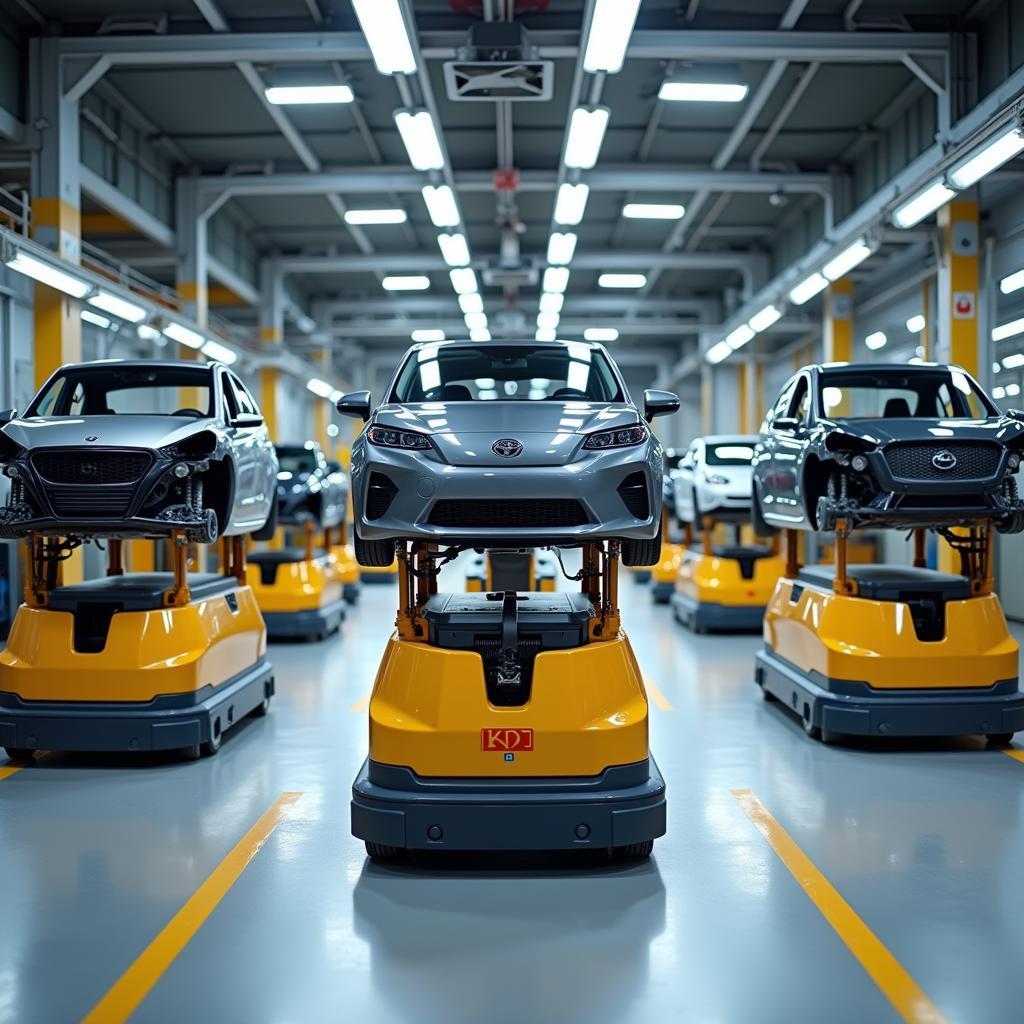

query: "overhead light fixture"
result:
(264, 84), (354, 105)
(80, 309), (110, 329)
(470, 327), (491, 342)
(459, 292), (483, 314)
(906, 314), (926, 333)
(994, 319), (1024, 343)
(88, 289), (147, 323)
(748, 305), (782, 333)
(421, 185), (459, 227)
(891, 180), (955, 228)
(464, 311), (488, 331)
(307, 378), (334, 398)
(343, 208), (407, 225)
(993, 385), (1007, 400)
(295, 314), (316, 334)
(449, 267), (479, 295)
(822, 238), (872, 281)
(394, 109), (445, 171)
(598, 273), (646, 289)
(162, 321), (205, 349)
(539, 292), (564, 314)
(564, 106), (610, 170)
(438, 233), (471, 267)
(788, 272), (828, 306)
(726, 324), (755, 351)
(5, 251), (90, 298)
(382, 275), (430, 291)
(543, 267), (570, 294)
(412, 329), (445, 342)
(1000, 268), (1024, 295)
(537, 311), (560, 331)
(554, 183), (590, 226)
(351, 0), (417, 75)
(546, 233), (577, 266)
(202, 339), (238, 364)
(584, 328), (619, 342)
(659, 81), (749, 103)
(865, 331), (887, 351)
(622, 203), (685, 220)
(1008, 383), (1022, 397)
(582, 0), (641, 74)
(137, 324), (162, 342)
(1001, 353), (1024, 369)
(706, 340), (733, 364)
(535, 328), (557, 342)
(948, 125), (1024, 189)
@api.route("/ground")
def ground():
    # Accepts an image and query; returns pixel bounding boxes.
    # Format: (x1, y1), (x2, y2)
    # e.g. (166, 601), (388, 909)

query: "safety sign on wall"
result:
(953, 292), (975, 319)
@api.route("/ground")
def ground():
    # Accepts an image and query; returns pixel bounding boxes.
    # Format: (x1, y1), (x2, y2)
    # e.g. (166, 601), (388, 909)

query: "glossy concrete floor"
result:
(2, 565), (1024, 1024)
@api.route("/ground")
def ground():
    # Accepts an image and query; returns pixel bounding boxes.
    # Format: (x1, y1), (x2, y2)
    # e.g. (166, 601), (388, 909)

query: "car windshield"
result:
(276, 447), (318, 475)
(28, 365), (214, 418)
(706, 443), (754, 466)
(819, 368), (995, 420)
(390, 343), (623, 403)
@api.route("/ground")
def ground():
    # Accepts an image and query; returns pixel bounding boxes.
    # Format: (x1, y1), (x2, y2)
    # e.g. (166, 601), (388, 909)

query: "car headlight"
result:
(367, 426), (433, 451)
(582, 424), (648, 450)
(703, 472), (728, 485)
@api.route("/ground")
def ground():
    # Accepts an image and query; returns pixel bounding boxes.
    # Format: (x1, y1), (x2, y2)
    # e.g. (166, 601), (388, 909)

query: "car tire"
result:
(252, 496), (279, 542)
(621, 536), (661, 567)
(814, 495), (836, 533)
(192, 507), (218, 545)
(751, 483), (775, 537)
(354, 525), (395, 567)
(996, 511), (1024, 535)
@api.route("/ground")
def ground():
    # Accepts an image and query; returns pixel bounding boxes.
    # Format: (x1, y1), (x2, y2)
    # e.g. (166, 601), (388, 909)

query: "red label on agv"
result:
(481, 728), (534, 751)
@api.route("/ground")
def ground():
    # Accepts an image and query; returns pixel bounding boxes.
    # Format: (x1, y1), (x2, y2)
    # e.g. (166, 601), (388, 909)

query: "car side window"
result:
(222, 372), (240, 420)
(771, 379), (798, 423)
(229, 374), (259, 417)
(790, 377), (811, 422)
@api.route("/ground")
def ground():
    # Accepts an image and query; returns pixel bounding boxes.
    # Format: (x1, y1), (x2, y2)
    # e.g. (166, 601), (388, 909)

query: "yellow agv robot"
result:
(351, 540), (666, 860)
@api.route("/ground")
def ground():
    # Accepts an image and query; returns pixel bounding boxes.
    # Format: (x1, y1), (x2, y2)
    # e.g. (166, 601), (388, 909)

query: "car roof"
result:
(814, 361), (958, 375)
(55, 359), (217, 373)
(406, 338), (604, 355)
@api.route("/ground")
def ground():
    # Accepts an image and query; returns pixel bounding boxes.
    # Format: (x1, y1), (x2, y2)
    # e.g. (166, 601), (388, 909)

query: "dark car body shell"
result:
(275, 442), (348, 529)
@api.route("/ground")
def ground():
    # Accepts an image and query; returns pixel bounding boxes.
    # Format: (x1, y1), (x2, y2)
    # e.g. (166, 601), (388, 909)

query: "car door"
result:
(674, 441), (699, 522)
(223, 372), (268, 528)
(773, 373), (813, 525)
(757, 376), (797, 516)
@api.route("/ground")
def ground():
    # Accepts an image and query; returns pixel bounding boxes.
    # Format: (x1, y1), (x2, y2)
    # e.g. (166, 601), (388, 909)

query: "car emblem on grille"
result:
(492, 438), (524, 458)
(80, 462), (98, 476)
(84, 435), (99, 442)
(932, 450), (957, 471)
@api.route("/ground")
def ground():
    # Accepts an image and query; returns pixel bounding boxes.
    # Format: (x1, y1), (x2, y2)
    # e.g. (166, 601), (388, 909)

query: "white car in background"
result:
(673, 435), (758, 525)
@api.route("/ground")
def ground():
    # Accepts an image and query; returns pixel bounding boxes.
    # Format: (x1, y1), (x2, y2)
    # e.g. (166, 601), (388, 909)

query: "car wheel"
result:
(996, 511), (1024, 535)
(621, 536), (661, 567)
(751, 484), (775, 537)
(192, 507), (218, 545)
(814, 495), (836, 533)
(252, 496), (279, 542)
(354, 525), (396, 568)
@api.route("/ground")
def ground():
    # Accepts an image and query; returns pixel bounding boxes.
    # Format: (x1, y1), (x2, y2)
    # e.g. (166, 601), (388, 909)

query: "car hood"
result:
(829, 416), (1024, 446)
(373, 401), (643, 466)
(1, 415), (218, 451)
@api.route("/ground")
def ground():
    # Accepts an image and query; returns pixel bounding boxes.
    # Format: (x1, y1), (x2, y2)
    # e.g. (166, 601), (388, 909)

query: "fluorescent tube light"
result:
(659, 81), (749, 102)
(948, 126), (1024, 189)
(1008, 383), (1022, 397)
(539, 293), (564, 314)
(5, 251), (90, 297)
(162, 321), (205, 349)
(470, 328), (491, 342)
(598, 273), (646, 289)
(543, 267), (570, 294)
(137, 324), (162, 342)
(865, 331), (887, 351)
(80, 309), (110, 328)
(993, 385), (1006, 400)
(535, 328), (557, 342)
(726, 324), (755, 350)
(788, 272), (828, 306)
(622, 203), (685, 220)
(994, 319), (1024, 343)
(295, 314), (316, 334)
(464, 312), (488, 331)
(449, 268), (479, 295)
(459, 293), (483, 314)
(822, 239), (871, 281)
(546, 233), (577, 266)
(201, 339), (237, 364)
(906, 315), (926, 333)
(307, 378), (333, 398)
(584, 328), (619, 342)
(412, 329), (445, 342)
(343, 208), (407, 225)
(554, 183), (590, 226)
(892, 180), (955, 228)
(707, 340), (733, 364)
(1001, 351), (1024, 368)
(394, 109), (445, 171)
(382, 275), (430, 291)
(265, 84), (353, 105)
(438, 233), (470, 267)
(564, 106), (610, 170)
(1000, 268), (1024, 295)
(351, 0), (416, 75)
(582, 0), (641, 74)
(88, 290), (147, 323)
(748, 305), (782, 333)
(421, 185), (459, 227)
(537, 311), (560, 331)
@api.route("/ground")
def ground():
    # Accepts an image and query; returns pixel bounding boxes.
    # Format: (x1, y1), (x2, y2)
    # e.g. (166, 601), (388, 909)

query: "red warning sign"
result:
(953, 291), (975, 319)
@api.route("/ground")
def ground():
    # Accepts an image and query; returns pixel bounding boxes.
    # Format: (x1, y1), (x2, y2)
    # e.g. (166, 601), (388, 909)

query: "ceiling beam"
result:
(317, 296), (718, 317)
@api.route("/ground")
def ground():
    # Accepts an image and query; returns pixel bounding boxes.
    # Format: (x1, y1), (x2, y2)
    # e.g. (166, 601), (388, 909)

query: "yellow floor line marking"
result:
(82, 792), (302, 1024)
(1002, 749), (1024, 764)
(350, 690), (371, 713)
(731, 789), (946, 1024)
(0, 763), (26, 781)
(643, 677), (674, 712)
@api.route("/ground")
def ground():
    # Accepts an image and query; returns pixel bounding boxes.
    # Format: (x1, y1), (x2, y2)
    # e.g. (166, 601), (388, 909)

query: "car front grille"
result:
(617, 472), (650, 519)
(47, 486), (135, 518)
(883, 442), (1001, 481)
(32, 450), (151, 485)
(366, 473), (399, 520)
(426, 499), (590, 529)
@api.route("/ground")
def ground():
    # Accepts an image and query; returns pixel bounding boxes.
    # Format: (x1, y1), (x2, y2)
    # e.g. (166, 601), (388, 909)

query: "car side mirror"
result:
(1006, 408), (1024, 422)
(774, 416), (799, 432)
(643, 389), (680, 421)
(337, 390), (372, 421)
(0, 408), (16, 427)
(232, 412), (263, 427)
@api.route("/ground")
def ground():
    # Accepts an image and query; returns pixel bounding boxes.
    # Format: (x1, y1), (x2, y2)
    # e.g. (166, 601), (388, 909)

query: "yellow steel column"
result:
(737, 361), (750, 434)
(823, 278), (854, 364)
(701, 364), (712, 434)
(920, 277), (933, 360)
(258, 321), (283, 548)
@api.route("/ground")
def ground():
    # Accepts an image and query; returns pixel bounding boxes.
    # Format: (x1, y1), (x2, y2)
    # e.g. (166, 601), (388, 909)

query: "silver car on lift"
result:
(336, 340), (679, 566)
